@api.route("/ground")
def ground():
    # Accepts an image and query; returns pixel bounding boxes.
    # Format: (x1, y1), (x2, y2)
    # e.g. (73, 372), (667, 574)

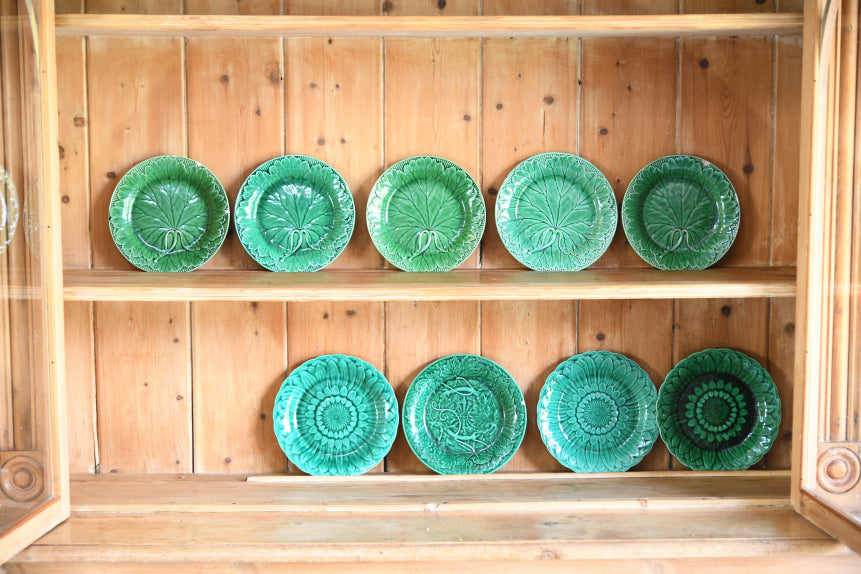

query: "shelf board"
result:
(10, 472), (861, 570)
(63, 267), (796, 302)
(54, 13), (803, 38)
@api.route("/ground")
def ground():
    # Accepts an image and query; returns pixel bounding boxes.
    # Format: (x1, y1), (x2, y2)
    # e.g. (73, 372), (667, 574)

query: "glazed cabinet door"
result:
(794, 0), (861, 553)
(0, 0), (68, 563)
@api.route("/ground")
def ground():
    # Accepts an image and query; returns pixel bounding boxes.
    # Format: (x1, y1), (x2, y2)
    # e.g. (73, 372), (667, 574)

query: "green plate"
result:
(367, 156), (485, 271)
(496, 153), (617, 271)
(402, 354), (526, 474)
(108, 156), (229, 272)
(235, 155), (355, 272)
(537, 351), (658, 473)
(657, 348), (781, 471)
(0, 165), (19, 255)
(622, 155), (740, 270)
(272, 354), (398, 476)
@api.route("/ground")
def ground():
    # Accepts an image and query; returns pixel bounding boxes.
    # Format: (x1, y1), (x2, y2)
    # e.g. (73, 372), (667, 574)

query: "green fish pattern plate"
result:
(235, 155), (355, 272)
(273, 354), (398, 476)
(108, 156), (229, 272)
(496, 153), (617, 271)
(622, 155), (740, 270)
(537, 351), (658, 473)
(657, 348), (781, 471)
(367, 156), (485, 271)
(402, 354), (526, 474)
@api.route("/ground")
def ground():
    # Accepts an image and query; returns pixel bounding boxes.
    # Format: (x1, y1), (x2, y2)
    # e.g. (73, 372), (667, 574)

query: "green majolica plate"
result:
(658, 348), (780, 471)
(272, 354), (398, 476)
(403, 354), (526, 474)
(367, 156), (485, 271)
(235, 156), (355, 272)
(622, 155), (740, 270)
(0, 166), (19, 255)
(108, 156), (229, 272)
(537, 351), (658, 473)
(496, 153), (617, 271)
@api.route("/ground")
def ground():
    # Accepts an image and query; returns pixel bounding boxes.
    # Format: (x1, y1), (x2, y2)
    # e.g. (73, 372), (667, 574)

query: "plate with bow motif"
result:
(235, 155), (355, 272)
(496, 153), (617, 271)
(622, 155), (740, 270)
(657, 348), (780, 471)
(109, 156), (230, 272)
(367, 156), (485, 272)
(538, 351), (658, 473)
(273, 354), (398, 476)
(402, 354), (526, 474)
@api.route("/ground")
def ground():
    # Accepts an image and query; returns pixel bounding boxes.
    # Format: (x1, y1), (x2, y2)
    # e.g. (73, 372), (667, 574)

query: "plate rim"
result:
(366, 155), (485, 272)
(402, 353), (526, 475)
(234, 154), (355, 272)
(537, 350), (659, 473)
(495, 151), (618, 271)
(621, 154), (740, 271)
(108, 154), (230, 272)
(272, 353), (398, 476)
(657, 347), (781, 471)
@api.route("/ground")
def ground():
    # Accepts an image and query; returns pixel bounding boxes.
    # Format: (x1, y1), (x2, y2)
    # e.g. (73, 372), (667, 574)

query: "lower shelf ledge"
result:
(8, 472), (861, 570)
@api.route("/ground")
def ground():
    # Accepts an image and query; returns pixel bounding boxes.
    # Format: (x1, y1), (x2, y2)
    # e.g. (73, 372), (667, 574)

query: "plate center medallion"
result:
(425, 376), (503, 456)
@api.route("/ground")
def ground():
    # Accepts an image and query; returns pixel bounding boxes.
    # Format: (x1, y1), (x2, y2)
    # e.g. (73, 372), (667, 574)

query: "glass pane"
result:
(0, 0), (55, 532)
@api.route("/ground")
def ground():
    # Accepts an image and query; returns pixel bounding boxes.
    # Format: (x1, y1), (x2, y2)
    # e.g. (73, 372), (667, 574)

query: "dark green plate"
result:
(658, 348), (780, 470)
(108, 156), (229, 272)
(367, 156), (485, 271)
(537, 351), (658, 473)
(272, 354), (398, 476)
(235, 155), (354, 272)
(622, 155), (740, 270)
(403, 354), (526, 474)
(496, 153), (617, 271)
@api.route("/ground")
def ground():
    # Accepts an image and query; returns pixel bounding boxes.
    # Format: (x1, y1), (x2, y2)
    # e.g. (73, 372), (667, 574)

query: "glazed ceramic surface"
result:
(272, 354), (398, 476)
(657, 348), (780, 470)
(496, 153), (617, 271)
(622, 155), (740, 270)
(367, 156), (485, 271)
(402, 354), (526, 474)
(537, 351), (658, 472)
(108, 155), (229, 272)
(0, 166), (19, 255)
(235, 155), (354, 272)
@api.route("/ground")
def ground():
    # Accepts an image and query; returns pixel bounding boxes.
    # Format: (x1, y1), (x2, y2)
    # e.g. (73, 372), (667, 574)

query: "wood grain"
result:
(86, 0), (180, 13)
(191, 302), (286, 473)
(94, 302), (191, 473)
(768, 297), (795, 469)
(481, 37), (578, 268)
(64, 302), (97, 473)
(186, 0), (280, 14)
(480, 301), (573, 471)
(385, 301), (480, 473)
(679, 36), (773, 267)
(186, 37), (283, 269)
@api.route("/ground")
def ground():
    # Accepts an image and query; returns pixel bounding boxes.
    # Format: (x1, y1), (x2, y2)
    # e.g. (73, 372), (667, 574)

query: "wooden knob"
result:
(0, 455), (44, 503)
(817, 447), (861, 494)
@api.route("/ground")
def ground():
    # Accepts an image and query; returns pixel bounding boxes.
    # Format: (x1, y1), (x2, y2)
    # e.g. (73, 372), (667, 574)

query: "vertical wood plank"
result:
(0, 12), (12, 451)
(674, 298), (769, 468)
(767, 297), (795, 469)
(481, 37), (578, 269)
(579, 300), (675, 470)
(684, 0), (775, 12)
(383, 0), (478, 16)
(87, 33), (188, 472)
(679, 21), (773, 267)
(85, 0), (181, 13)
(385, 301), (481, 473)
(192, 302), (286, 473)
(482, 0), (577, 14)
(94, 302), (191, 473)
(480, 301), (573, 471)
(185, 0), (280, 14)
(285, 0), (378, 16)
(384, 0), (481, 473)
(64, 302), (96, 473)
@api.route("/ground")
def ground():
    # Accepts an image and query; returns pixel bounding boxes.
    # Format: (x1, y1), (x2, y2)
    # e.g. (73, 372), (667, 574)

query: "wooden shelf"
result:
(9, 472), (861, 571)
(62, 267), (797, 302)
(54, 13), (803, 38)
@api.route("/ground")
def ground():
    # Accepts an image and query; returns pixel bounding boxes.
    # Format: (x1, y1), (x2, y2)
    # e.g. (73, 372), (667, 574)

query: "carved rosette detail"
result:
(817, 447), (861, 494)
(0, 455), (44, 502)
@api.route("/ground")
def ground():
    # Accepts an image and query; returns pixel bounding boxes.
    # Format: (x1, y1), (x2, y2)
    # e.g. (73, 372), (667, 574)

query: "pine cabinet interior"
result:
(2, 0), (861, 571)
